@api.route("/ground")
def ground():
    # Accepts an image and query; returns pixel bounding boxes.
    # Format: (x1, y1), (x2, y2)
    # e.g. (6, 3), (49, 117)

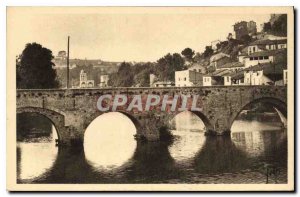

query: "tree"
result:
(181, 48), (195, 62)
(263, 15), (287, 36)
(240, 34), (252, 44)
(263, 22), (272, 33)
(17, 43), (59, 89)
(133, 62), (154, 87)
(271, 15), (287, 36)
(155, 53), (185, 82)
(107, 62), (134, 87)
(203, 46), (214, 58)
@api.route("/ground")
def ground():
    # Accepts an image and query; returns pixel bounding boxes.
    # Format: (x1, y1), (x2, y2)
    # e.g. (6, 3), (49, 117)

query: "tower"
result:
(80, 70), (87, 87)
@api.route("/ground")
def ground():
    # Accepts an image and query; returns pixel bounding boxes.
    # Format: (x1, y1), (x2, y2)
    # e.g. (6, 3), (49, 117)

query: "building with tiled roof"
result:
(242, 48), (286, 68)
(216, 61), (244, 71)
(231, 62), (287, 86)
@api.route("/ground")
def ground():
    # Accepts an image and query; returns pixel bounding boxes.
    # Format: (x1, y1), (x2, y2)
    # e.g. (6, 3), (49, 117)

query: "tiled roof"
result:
(247, 48), (286, 57)
(217, 62), (244, 69)
(210, 52), (230, 62)
(211, 69), (233, 77)
(249, 39), (287, 46)
(230, 62), (287, 80)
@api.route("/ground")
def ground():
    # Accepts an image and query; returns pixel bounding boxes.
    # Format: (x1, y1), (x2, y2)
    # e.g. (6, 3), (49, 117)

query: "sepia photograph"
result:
(6, 6), (294, 191)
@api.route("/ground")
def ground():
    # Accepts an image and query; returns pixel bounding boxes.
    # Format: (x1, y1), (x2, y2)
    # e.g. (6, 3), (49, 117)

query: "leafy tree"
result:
(263, 15), (287, 36)
(181, 48), (195, 62)
(263, 22), (272, 33)
(154, 53), (185, 82)
(193, 52), (203, 63)
(271, 15), (287, 36)
(133, 62), (154, 87)
(203, 46), (214, 58)
(107, 62), (134, 87)
(240, 34), (252, 44)
(17, 43), (59, 89)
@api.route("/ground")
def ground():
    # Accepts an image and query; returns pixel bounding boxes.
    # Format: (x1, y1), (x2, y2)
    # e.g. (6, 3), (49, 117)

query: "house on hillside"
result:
(188, 63), (207, 74)
(216, 61), (244, 71)
(246, 39), (287, 55)
(209, 52), (232, 69)
(203, 69), (233, 86)
(231, 62), (287, 86)
(175, 70), (203, 87)
(243, 49), (286, 68)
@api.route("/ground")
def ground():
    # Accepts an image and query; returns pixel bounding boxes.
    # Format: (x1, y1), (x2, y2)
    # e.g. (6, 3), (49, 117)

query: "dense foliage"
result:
(263, 15), (287, 36)
(17, 43), (59, 89)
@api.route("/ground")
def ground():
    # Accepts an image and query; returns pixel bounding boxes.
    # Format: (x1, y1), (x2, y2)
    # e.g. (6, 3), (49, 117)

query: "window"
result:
(250, 57), (254, 61)
(264, 56), (269, 60)
(178, 78), (180, 81)
(259, 56), (263, 60)
(253, 46), (256, 52)
(254, 57), (259, 60)
(227, 77), (230, 82)
(184, 77), (186, 81)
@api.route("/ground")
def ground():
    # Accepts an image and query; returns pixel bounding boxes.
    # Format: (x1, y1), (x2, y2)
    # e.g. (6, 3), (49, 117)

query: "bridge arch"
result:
(16, 107), (65, 140)
(170, 110), (214, 131)
(83, 110), (142, 138)
(229, 97), (287, 130)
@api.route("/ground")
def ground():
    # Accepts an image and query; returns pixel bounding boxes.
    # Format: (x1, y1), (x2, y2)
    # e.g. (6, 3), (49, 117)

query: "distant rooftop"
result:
(249, 39), (287, 46)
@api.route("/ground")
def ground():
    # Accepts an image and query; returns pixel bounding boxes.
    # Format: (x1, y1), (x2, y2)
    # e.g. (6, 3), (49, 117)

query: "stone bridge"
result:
(16, 86), (287, 146)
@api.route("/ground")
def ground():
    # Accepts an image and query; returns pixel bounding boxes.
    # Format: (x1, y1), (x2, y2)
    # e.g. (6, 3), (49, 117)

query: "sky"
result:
(8, 8), (272, 62)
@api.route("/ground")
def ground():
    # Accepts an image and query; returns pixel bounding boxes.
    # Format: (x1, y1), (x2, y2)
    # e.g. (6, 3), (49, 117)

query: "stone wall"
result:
(16, 86), (287, 145)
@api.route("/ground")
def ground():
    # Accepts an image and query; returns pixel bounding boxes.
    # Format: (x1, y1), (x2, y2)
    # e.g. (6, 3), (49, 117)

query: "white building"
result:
(149, 74), (156, 87)
(175, 70), (203, 87)
(223, 76), (232, 86)
(243, 51), (274, 68)
(99, 74), (109, 88)
(243, 70), (273, 85)
(247, 39), (287, 55)
(203, 76), (212, 86)
(79, 69), (94, 88)
(203, 69), (233, 86)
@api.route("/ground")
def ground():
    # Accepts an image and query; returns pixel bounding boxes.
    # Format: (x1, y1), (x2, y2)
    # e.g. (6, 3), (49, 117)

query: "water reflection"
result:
(194, 136), (250, 174)
(169, 111), (206, 162)
(231, 120), (287, 159)
(84, 112), (137, 171)
(17, 126), (58, 182)
(17, 112), (287, 184)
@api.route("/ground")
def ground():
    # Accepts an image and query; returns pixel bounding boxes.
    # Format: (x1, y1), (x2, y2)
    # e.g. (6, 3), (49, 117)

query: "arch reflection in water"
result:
(169, 111), (206, 162)
(17, 125), (58, 181)
(231, 120), (286, 158)
(84, 112), (137, 171)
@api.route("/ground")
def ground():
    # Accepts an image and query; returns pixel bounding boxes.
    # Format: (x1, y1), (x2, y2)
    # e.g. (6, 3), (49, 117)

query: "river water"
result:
(17, 112), (287, 184)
